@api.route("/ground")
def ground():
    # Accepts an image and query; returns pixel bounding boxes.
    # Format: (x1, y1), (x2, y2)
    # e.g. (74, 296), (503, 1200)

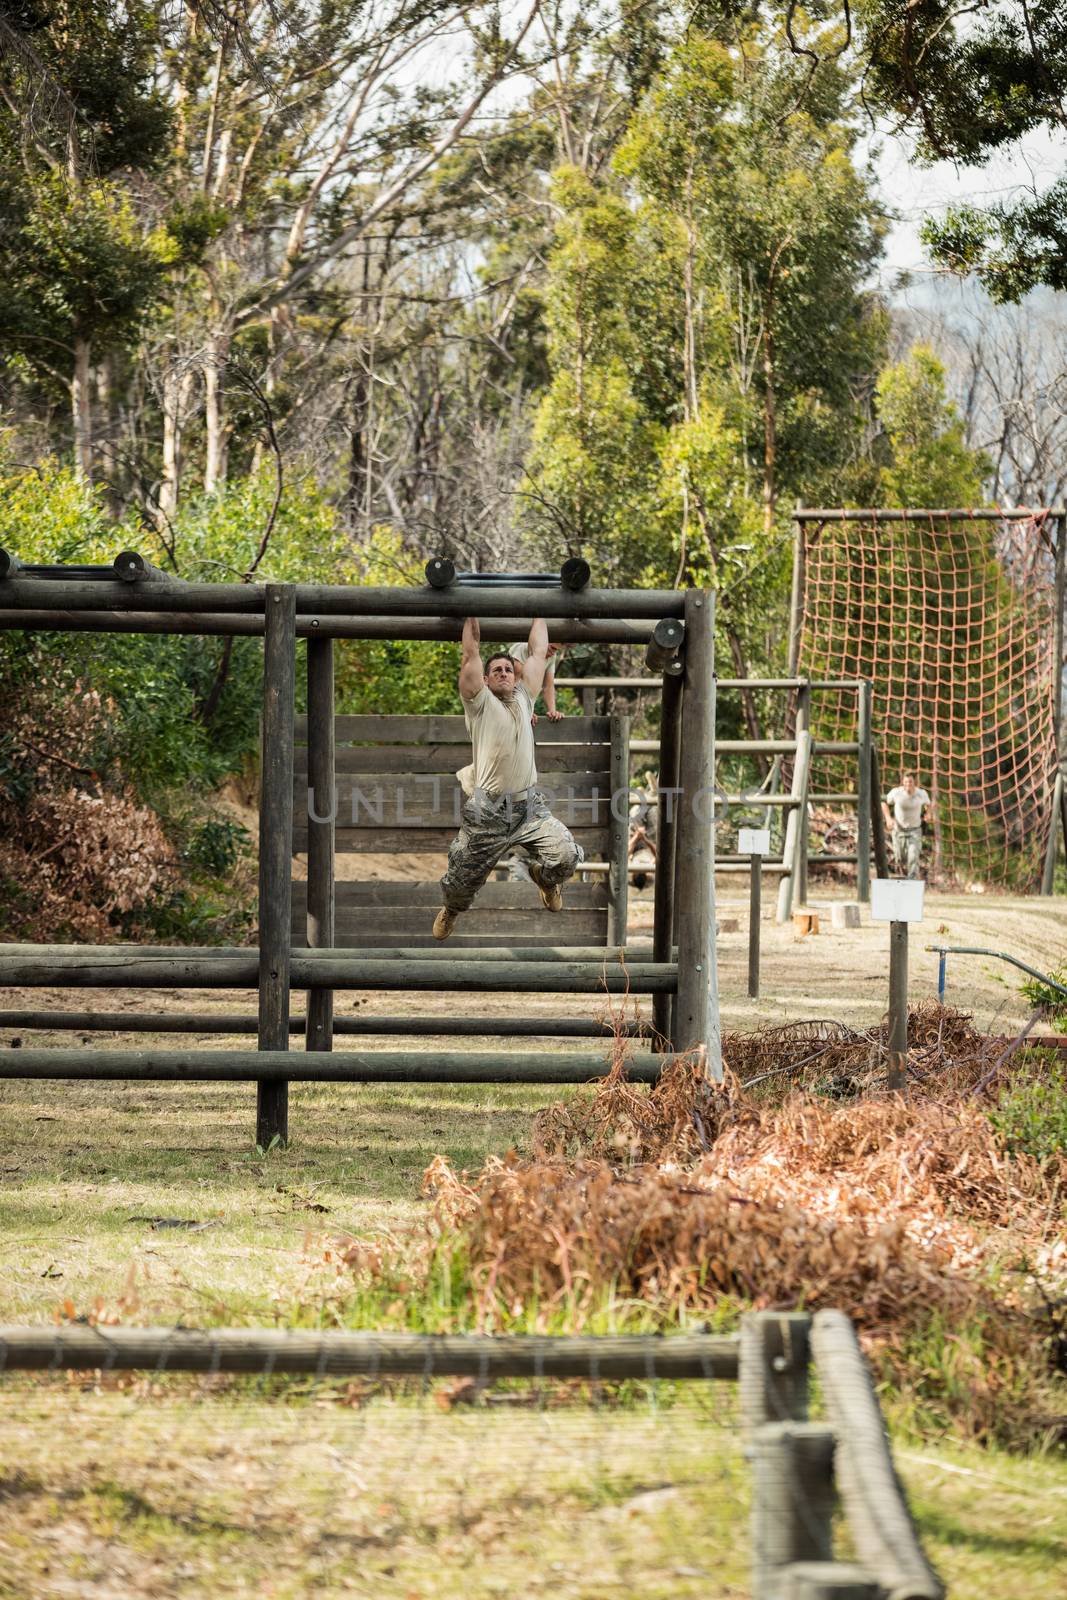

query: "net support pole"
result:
(305, 634), (335, 1049)
(607, 713), (630, 947)
(870, 745), (890, 878)
(856, 680), (872, 903)
(776, 731), (813, 922)
(652, 671), (683, 1045)
(795, 682), (811, 907)
(1054, 513), (1066, 756)
(787, 506), (806, 677)
(257, 584), (296, 1147)
(673, 589), (721, 1074)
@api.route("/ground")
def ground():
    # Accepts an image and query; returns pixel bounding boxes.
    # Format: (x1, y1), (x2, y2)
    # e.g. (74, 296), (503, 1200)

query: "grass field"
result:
(2, 887), (1065, 1595)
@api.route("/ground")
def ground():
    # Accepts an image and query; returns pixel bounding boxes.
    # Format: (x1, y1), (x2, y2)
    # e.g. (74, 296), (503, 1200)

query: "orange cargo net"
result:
(799, 511), (1057, 889)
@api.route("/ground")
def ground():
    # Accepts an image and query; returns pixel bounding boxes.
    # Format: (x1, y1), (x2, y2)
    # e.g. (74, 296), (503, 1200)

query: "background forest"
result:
(1, 0), (1065, 936)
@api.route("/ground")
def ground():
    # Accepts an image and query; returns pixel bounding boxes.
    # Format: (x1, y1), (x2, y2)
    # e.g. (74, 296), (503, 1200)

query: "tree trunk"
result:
(762, 311), (776, 535)
(71, 336), (93, 481)
(158, 366), (196, 528)
(204, 332), (230, 493)
(95, 355), (121, 516)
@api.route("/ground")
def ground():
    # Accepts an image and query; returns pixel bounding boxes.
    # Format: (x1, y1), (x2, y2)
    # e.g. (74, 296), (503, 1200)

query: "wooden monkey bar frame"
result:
(0, 556), (720, 1144)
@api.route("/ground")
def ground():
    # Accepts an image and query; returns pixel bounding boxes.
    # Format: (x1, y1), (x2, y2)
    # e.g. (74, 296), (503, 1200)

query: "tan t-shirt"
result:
(457, 683), (538, 798)
(508, 641), (557, 680)
(886, 786), (929, 828)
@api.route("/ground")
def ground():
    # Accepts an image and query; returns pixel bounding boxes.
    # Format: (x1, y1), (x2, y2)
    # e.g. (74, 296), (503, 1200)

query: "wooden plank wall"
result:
(291, 715), (616, 949)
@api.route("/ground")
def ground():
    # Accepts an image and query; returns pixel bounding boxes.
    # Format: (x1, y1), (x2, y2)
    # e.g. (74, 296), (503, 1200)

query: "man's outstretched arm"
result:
(522, 616), (549, 701)
(459, 617), (484, 701)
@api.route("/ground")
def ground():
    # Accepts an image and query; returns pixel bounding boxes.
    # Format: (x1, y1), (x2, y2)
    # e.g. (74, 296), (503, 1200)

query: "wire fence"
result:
(0, 1315), (942, 1600)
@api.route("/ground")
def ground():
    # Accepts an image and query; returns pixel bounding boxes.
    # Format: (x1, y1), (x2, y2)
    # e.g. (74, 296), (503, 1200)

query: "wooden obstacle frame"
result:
(291, 712), (629, 949)
(0, 560), (721, 1144)
(555, 672), (885, 921)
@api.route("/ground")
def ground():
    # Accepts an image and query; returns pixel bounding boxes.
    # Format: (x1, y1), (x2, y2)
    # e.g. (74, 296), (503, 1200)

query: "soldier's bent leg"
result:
(440, 805), (513, 911)
(513, 801), (583, 887)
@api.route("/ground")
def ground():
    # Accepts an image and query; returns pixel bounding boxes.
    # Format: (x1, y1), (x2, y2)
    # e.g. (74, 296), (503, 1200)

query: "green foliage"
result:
(854, 1), (1067, 299)
(988, 1055), (1067, 1162)
(876, 346), (990, 507)
(1018, 970), (1067, 1033)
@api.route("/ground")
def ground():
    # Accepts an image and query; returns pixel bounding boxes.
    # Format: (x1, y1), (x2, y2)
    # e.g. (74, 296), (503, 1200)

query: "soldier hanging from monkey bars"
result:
(432, 616), (583, 940)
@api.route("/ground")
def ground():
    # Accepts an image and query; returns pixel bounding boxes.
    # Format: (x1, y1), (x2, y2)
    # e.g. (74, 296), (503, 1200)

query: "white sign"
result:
(738, 827), (771, 856)
(870, 878), (925, 923)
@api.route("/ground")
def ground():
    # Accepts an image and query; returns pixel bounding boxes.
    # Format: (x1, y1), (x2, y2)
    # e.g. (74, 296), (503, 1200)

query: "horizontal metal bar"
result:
(556, 677), (866, 692)
(0, 1048), (665, 1082)
(630, 739), (860, 755)
(0, 1009), (648, 1038)
(924, 945), (1067, 998)
(796, 507), (1062, 522)
(0, 1326), (739, 1381)
(0, 578), (684, 621)
(0, 611), (658, 647)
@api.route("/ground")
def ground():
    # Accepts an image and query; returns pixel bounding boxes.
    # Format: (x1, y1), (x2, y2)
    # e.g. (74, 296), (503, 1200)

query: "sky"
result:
(869, 125), (1067, 301)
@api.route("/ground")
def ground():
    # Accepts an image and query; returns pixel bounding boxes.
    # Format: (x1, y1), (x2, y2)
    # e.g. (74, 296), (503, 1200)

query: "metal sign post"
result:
(870, 879), (925, 1093)
(739, 828), (770, 1000)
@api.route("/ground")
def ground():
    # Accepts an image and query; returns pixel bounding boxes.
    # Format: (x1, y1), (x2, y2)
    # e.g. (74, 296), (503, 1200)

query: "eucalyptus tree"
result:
(0, 1), (173, 478)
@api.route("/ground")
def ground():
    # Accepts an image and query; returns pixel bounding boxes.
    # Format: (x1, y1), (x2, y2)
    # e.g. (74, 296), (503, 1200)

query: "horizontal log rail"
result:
(0, 1048), (665, 1083)
(0, 578), (684, 621)
(0, 1325), (737, 1381)
(0, 942), (660, 963)
(0, 611), (660, 647)
(0, 1009), (650, 1038)
(0, 955), (677, 993)
(796, 506), (1061, 522)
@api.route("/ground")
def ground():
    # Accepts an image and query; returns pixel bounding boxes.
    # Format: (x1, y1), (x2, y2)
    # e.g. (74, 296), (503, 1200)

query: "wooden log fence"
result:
(0, 1049), (666, 1083)
(0, 564), (716, 1140)
(0, 1010), (649, 1038)
(0, 1310), (943, 1599)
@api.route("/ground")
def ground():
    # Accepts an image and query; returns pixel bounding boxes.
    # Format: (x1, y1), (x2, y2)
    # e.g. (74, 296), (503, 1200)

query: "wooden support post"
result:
(750, 1424), (836, 1600)
(811, 1310), (944, 1600)
(739, 1311), (811, 1435)
(794, 682), (811, 907)
(305, 635), (335, 1050)
(748, 851), (762, 999)
(787, 508), (806, 678)
(652, 671), (683, 1044)
(673, 590), (721, 1075)
(780, 1564), (878, 1600)
(856, 680), (872, 903)
(581, 685), (597, 717)
(870, 745), (890, 879)
(887, 920), (908, 1092)
(776, 731), (813, 923)
(258, 584), (296, 1147)
(607, 713), (630, 947)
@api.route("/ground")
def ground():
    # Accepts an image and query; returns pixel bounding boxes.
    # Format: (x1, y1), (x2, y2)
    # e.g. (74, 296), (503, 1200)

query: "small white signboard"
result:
(738, 827), (771, 856)
(870, 878), (925, 923)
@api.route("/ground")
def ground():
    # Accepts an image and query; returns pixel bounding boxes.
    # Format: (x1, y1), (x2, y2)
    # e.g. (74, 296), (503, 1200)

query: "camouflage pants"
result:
(440, 790), (583, 912)
(892, 824), (922, 879)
